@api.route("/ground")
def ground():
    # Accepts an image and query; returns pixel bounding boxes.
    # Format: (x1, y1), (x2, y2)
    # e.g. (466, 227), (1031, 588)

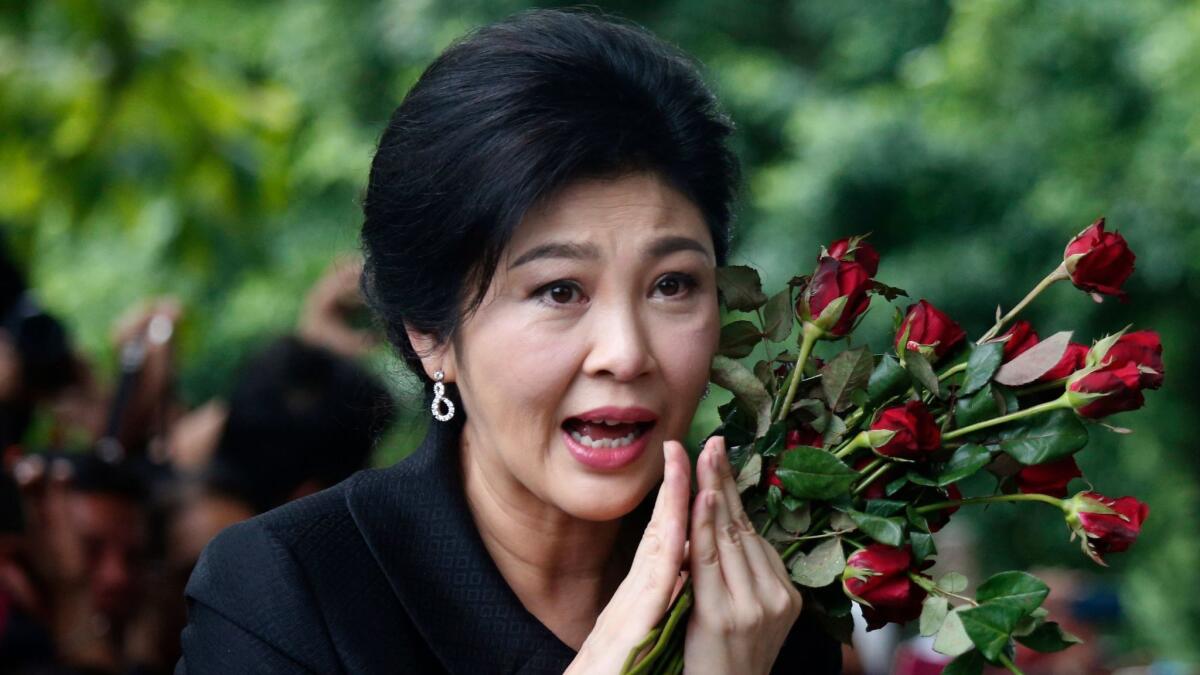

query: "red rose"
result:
(843, 544), (928, 630)
(766, 462), (783, 489)
(995, 320), (1039, 362)
(1102, 330), (1163, 390)
(869, 401), (941, 460)
(925, 484), (961, 533)
(1016, 456), (1082, 498)
(1067, 361), (1145, 418)
(825, 237), (880, 276)
(895, 300), (965, 362)
(1066, 491), (1149, 564)
(786, 427), (824, 449)
(798, 257), (873, 337)
(1063, 218), (1135, 299)
(1038, 342), (1089, 382)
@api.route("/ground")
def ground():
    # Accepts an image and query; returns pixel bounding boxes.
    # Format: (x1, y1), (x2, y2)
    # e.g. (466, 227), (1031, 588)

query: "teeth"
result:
(570, 429), (641, 449)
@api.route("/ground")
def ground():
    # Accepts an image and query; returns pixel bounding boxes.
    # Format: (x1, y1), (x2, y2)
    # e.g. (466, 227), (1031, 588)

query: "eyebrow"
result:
(507, 235), (712, 270)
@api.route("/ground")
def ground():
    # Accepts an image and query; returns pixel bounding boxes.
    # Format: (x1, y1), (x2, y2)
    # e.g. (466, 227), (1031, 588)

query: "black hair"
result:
(360, 8), (740, 397)
(212, 336), (395, 513)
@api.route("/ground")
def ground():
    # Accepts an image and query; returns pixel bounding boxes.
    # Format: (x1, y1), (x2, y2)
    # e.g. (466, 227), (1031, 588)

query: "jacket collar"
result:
(345, 415), (578, 674)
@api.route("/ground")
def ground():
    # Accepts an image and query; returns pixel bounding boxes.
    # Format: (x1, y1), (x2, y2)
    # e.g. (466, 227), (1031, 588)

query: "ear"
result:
(403, 321), (458, 383)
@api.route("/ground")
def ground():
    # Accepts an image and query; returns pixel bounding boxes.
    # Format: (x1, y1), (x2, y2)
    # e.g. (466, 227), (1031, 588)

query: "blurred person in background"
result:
(203, 334), (395, 514)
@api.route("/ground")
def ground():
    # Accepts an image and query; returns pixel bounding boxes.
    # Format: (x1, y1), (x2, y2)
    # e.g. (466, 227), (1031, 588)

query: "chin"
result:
(556, 476), (656, 523)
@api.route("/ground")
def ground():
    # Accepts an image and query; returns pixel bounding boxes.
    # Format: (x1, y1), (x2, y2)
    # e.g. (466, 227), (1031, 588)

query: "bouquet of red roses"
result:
(623, 219), (1158, 675)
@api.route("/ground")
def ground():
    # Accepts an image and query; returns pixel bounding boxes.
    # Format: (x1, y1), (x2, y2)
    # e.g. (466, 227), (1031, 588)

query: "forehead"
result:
(503, 172), (712, 260)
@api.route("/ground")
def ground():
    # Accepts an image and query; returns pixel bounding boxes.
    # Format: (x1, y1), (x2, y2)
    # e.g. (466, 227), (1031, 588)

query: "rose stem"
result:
(978, 264), (1070, 344)
(998, 653), (1026, 675)
(907, 572), (977, 606)
(937, 362), (968, 381)
(853, 462), (894, 497)
(621, 628), (662, 673)
(915, 492), (1065, 515)
(776, 322), (822, 424)
(941, 394), (1070, 441)
(625, 582), (693, 675)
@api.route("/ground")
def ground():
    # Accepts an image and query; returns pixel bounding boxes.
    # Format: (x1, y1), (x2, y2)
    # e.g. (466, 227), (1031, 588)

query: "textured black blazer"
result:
(176, 415), (842, 674)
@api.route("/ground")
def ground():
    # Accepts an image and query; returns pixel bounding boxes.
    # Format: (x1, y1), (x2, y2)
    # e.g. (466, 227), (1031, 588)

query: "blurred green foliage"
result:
(2, 0), (1197, 662)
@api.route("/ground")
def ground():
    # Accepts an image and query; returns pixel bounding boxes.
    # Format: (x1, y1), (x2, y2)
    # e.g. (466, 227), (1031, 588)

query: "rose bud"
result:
(895, 300), (966, 362)
(1101, 330), (1164, 390)
(1064, 491), (1149, 565)
(797, 257), (873, 337)
(924, 484), (961, 533)
(843, 544), (928, 630)
(1016, 456), (1082, 498)
(1037, 341), (1090, 382)
(786, 426), (824, 449)
(869, 401), (941, 461)
(994, 320), (1039, 362)
(825, 236), (880, 276)
(1066, 361), (1145, 419)
(1063, 218), (1135, 299)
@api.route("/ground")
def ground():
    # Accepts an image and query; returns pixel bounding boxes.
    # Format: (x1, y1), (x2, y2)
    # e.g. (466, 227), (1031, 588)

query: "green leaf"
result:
(911, 531), (936, 561)
(962, 342), (1004, 395)
(788, 536), (846, 588)
(992, 409), (1088, 466)
(933, 608), (975, 657)
(719, 320), (762, 358)
(920, 596), (950, 636)
(820, 347), (874, 412)
(753, 359), (776, 395)
(867, 354), (907, 403)
(864, 499), (908, 516)
(710, 355), (773, 439)
(762, 288), (793, 342)
(954, 383), (1018, 428)
(942, 650), (985, 675)
(958, 602), (1024, 660)
(775, 447), (859, 499)
(716, 265), (767, 311)
(994, 331), (1072, 386)
(905, 350), (941, 397)
(735, 453), (762, 494)
(766, 485), (783, 519)
(1016, 621), (1083, 653)
(846, 509), (906, 546)
(936, 444), (992, 486)
(938, 572), (968, 594)
(778, 501), (811, 533)
(975, 571), (1050, 616)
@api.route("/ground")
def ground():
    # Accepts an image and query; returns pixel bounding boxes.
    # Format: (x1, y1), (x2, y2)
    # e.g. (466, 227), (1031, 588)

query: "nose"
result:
(581, 300), (655, 382)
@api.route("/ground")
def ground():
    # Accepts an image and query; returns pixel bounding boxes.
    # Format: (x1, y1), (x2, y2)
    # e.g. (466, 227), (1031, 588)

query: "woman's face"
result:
(432, 171), (720, 522)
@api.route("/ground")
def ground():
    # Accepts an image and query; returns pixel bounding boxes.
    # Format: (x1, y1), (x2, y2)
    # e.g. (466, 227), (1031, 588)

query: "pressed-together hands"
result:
(568, 437), (803, 674)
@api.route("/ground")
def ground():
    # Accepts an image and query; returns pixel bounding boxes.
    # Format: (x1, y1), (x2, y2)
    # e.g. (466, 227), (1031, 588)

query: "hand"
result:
(566, 440), (691, 674)
(683, 435), (803, 675)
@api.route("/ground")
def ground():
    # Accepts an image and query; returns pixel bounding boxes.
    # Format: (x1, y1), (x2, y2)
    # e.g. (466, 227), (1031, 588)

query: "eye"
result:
(535, 280), (586, 307)
(653, 273), (698, 299)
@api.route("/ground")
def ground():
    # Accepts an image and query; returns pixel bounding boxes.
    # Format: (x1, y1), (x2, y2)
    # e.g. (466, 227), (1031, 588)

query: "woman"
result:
(177, 8), (842, 674)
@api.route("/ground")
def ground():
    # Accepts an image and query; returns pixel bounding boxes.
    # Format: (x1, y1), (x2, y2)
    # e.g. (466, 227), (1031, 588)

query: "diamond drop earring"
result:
(431, 370), (456, 422)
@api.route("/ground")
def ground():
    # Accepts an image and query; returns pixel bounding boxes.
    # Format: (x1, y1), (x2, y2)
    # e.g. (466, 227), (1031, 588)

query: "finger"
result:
(624, 442), (688, 600)
(712, 437), (785, 590)
(707, 462), (757, 605)
(689, 488), (731, 617)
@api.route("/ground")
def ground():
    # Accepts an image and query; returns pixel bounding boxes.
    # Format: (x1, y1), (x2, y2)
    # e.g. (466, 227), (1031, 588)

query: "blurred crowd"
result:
(0, 237), (395, 674)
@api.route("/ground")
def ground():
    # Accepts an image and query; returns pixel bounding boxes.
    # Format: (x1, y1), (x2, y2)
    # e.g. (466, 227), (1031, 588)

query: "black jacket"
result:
(176, 416), (842, 674)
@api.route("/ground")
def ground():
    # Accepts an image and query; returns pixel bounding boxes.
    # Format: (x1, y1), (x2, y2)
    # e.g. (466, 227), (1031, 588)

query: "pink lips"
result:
(561, 406), (658, 471)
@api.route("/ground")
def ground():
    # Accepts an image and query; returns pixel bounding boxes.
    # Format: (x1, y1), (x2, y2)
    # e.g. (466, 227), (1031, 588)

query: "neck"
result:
(458, 424), (636, 649)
